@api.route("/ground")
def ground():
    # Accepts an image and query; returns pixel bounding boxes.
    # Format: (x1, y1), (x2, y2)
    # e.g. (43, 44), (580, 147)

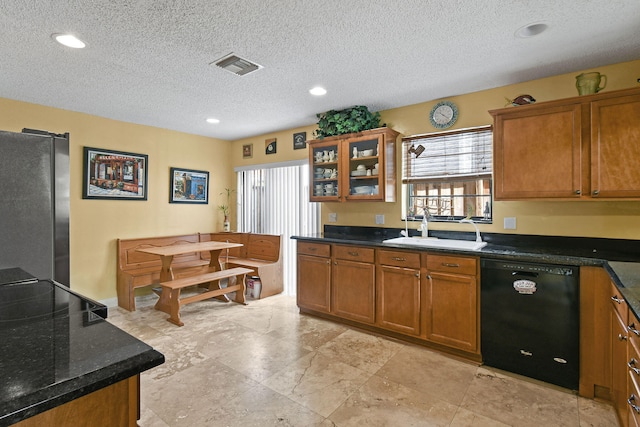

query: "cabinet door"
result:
(613, 307), (630, 427)
(376, 265), (420, 336)
(297, 254), (331, 313)
(425, 270), (478, 353)
(493, 103), (583, 199)
(591, 93), (640, 198)
(309, 139), (341, 201)
(345, 133), (385, 201)
(332, 259), (375, 324)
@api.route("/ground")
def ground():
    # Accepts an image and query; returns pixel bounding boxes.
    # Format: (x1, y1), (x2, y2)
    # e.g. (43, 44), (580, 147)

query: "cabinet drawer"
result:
(298, 241), (330, 257)
(629, 369), (640, 427)
(334, 245), (374, 263)
(629, 333), (640, 388)
(377, 249), (420, 269)
(611, 281), (629, 326)
(426, 254), (477, 276)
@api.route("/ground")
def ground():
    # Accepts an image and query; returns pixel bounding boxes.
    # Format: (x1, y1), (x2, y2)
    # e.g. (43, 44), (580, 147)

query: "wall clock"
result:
(429, 100), (458, 129)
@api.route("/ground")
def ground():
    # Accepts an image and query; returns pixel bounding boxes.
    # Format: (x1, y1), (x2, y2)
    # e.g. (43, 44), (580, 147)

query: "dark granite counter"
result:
(293, 225), (640, 317)
(0, 277), (164, 426)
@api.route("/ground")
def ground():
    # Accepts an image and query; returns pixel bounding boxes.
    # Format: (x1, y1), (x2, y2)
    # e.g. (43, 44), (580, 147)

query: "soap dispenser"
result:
(420, 210), (429, 237)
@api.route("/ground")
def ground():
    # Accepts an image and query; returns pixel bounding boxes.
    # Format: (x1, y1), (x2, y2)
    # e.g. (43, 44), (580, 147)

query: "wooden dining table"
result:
(136, 240), (243, 282)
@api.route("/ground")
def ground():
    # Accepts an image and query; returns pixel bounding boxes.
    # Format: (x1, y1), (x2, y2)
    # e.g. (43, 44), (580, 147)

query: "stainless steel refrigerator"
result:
(0, 129), (69, 285)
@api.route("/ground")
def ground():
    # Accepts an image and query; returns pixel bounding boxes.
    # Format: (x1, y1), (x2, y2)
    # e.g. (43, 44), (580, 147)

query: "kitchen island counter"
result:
(0, 278), (164, 426)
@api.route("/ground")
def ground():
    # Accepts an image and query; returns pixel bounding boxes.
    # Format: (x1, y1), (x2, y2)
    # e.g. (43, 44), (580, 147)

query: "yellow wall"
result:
(232, 59), (640, 240)
(0, 99), (233, 300)
(1, 58), (639, 302)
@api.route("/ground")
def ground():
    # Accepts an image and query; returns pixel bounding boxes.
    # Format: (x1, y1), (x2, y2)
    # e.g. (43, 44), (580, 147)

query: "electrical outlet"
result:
(328, 213), (337, 223)
(504, 217), (517, 230)
(375, 214), (384, 225)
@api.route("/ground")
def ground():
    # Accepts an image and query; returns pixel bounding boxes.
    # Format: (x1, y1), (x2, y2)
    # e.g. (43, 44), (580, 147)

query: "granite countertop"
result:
(293, 225), (640, 318)
(0, 277), (164, 426)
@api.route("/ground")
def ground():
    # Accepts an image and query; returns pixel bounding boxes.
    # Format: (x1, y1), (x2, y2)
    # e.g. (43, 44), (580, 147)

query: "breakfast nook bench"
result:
(117, 233), (210, 311)
(200, 232), (283, 298)
(155, 267), (253, 326)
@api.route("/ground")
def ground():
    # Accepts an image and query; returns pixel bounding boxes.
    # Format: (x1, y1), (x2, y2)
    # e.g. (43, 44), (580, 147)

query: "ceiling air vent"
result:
(212, 53), (262, 76)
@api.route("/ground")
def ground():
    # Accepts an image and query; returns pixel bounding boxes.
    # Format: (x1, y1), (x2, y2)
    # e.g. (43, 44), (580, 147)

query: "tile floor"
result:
(107, 293), (619, 427)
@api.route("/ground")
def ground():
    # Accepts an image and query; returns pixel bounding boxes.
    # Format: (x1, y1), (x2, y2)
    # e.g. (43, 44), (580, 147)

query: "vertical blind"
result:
(236, 161), (320, 295)
(402, 125), (493, 183)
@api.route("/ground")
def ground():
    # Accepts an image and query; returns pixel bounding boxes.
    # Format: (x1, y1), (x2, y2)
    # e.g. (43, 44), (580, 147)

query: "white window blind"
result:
(236, 161), (320, 295)
(402, 125), (493, 183)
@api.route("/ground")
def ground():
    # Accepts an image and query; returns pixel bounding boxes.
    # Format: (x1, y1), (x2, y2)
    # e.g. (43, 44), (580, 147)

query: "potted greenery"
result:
(314, 105), (383, 139)
(218, 188), (234, 231)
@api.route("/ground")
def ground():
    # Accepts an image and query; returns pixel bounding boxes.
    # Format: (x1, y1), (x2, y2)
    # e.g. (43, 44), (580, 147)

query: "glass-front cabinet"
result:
(309, 127), (398, 202)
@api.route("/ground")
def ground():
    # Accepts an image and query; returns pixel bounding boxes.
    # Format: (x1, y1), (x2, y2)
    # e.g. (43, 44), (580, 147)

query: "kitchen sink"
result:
(381, 236), (487, 251)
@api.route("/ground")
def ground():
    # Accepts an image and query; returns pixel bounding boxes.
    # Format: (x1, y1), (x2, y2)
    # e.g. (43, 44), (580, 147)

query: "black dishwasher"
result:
(480, 259), (579, 390)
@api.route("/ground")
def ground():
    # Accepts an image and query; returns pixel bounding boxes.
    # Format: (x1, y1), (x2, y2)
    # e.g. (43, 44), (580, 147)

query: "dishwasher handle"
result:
(511, 271), (538, 278)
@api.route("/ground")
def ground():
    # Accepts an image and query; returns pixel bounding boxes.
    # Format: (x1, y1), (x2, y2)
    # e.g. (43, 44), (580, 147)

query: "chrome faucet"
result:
(460, 218), (483, 243)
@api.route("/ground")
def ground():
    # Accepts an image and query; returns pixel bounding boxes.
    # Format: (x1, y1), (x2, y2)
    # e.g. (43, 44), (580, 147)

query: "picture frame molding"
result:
(169, 167), (210, 204)
(82, 146), (148, 200)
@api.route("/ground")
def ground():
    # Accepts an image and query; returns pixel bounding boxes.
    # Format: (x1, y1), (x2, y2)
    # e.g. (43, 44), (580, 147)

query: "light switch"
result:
(328, 213), (337, 223)
(375, 214), (384, 224)
(504, 217), (517, 230)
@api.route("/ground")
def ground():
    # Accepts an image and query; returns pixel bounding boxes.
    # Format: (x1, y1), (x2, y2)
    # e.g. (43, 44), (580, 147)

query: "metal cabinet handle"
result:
(611, 295), (623, 304)
(629, 323), (640, 336)
(308, 247), (317, 251)
(415, 273), (420, 277)
(348, 251), (359, 257)
(441, 263), (460, 268)
(629, 359), (640, 376)
(593, 190), (600, 196)
(619, 333), (628, 341)
(629, 394), (640, 414)
(327, 260), (331, 265)
(334, 261), (337, 265)
(391, 257), (406, 261)
(575, 190), (581, 195)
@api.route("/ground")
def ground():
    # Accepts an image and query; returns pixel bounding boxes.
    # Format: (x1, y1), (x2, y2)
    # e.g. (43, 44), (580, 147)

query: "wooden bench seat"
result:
(117, 234), (207, 311)
(155, 267), (253, 326)
(200, 233), (283, 298)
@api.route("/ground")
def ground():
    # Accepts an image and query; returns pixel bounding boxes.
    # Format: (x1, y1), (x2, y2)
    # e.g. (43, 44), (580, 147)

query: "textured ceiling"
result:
(1, 0), (639, 141)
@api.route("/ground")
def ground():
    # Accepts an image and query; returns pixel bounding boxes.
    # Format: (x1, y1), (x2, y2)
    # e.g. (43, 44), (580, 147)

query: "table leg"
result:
(158, 255), (175, 282)
(207, 249), (230, 302)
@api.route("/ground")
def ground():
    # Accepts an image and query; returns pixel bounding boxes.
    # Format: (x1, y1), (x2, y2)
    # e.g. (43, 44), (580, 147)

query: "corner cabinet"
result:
(490, 87), (640, 200)
(308, 127), (399, 202)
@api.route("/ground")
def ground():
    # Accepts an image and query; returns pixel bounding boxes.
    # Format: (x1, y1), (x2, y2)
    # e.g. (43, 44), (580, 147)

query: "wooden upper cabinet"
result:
(492, 103), (583, 199)
(591, 92), (640, 198)
(491, 87), (640, 200)
(308, 127), (399, 202)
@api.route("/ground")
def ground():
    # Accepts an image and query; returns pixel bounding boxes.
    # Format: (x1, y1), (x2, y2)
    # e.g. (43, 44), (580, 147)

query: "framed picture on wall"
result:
(169, 167), (209, 204)
(243, 144), (253, 159)
(265, 138), (277, 154)
(82, 147), (148, 200)
(293, 132), (307, 149)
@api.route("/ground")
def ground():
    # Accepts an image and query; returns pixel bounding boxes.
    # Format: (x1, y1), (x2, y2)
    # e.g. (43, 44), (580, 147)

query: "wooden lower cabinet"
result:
(613, 304), (630, 427)
(332, 258), (375, 323)
(376, 259), (421, 336)
(297, 242), (332, 313)
(13, 376), (139, 427)
(424, 254), (479, 353)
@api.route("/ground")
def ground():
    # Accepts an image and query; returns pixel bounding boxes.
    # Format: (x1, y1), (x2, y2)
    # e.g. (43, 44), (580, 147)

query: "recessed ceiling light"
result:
(52, 33), (86, 48)
(206, 118), (220, 124)
(515, 22), (548, 38)
(309, 86), (327, 96)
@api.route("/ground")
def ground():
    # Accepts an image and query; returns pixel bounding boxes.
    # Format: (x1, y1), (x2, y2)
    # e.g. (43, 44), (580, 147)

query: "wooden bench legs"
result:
(154, 267), (253, 326)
